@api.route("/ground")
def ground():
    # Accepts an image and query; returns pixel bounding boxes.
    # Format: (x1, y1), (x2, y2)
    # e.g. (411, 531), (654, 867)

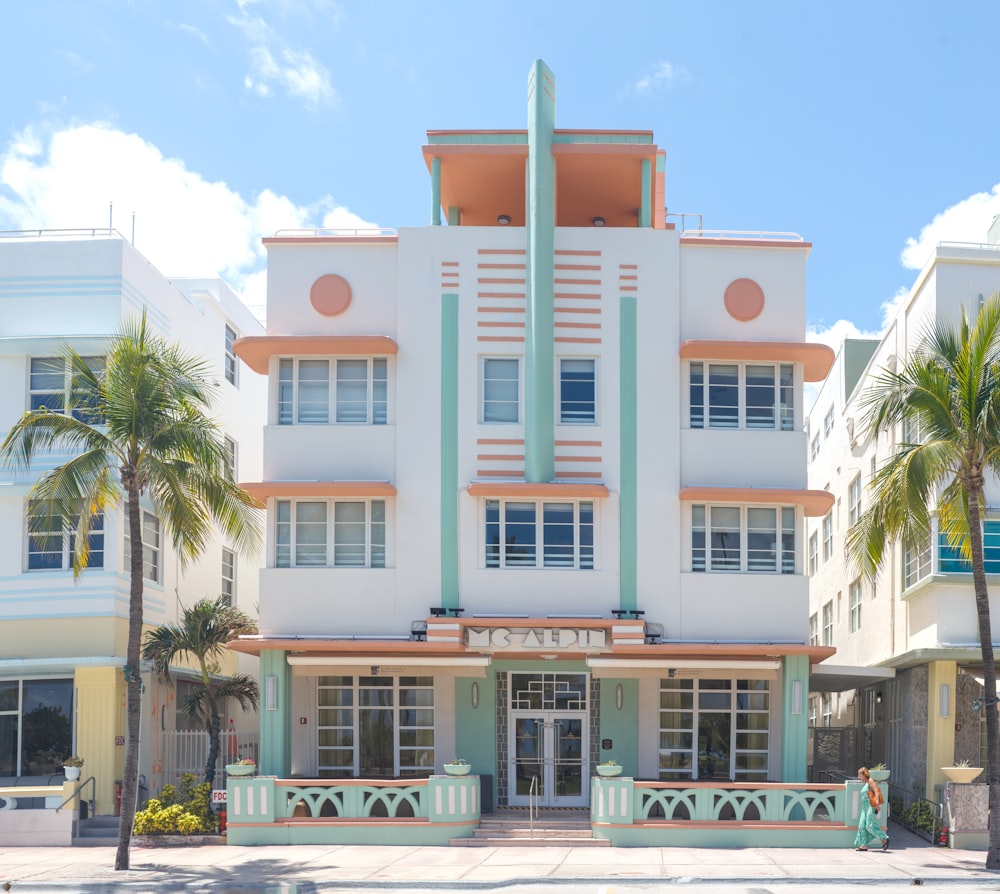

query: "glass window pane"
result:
(708, 364), (738, 428)
(745, 365), (776, 429)
(333, 501), (366, 567)
(503, 502), (536, 566)
(372, 358), (388, 425)
(542, 502), (574, 567)
(336, 360), (369, 423)
(747, 507), (777, 573)
(295, 501), (327, 566)
(297, 360), (329, 424)
(560, 359), (595, 423)
(483, 358), (519, 423)
(709, 506), (741, 571)
(21, 679), (73, 775)
(689, 362), (704, 429)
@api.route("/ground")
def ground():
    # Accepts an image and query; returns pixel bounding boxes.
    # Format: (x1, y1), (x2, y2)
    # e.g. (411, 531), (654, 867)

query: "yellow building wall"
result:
(75, 665), (125, 816)
(927, 660), (958, 791)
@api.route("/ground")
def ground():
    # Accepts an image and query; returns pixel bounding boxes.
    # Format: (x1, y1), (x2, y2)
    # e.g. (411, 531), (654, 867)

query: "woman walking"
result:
(854, 766), (889, 851)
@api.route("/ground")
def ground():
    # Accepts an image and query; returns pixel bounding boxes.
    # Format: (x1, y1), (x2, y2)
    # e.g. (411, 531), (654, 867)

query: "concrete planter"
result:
(226, 764), (255, 777)
(942, 767), (983, 784)
(868, 769), (890, 783)
(444, 763), (471, 776)
(596, 765), (623, 777)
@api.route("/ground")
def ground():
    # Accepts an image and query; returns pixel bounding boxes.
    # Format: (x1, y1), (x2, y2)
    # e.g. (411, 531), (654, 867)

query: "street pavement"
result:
(1, 827), (997, 893)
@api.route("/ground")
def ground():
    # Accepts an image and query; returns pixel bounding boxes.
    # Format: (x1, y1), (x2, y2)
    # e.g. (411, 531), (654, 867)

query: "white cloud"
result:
(0, 123), (376, 319)
(167, 21), (211, 46)
(631, 61), (689, 94)
(901, 184), (1000, 270)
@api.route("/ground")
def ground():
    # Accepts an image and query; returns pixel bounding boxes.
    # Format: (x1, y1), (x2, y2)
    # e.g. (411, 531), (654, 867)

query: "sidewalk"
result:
(1, 828), (997, 891)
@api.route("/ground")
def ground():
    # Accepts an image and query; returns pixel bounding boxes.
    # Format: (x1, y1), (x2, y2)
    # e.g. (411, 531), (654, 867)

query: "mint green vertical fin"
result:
(640, 158), (651, 228)
(619, 296), (638, 612)
(525, 60), (556, 483)
(259, 650), (291, 776)
(431, 157), (442, 226)
(781, 654), (809, 781)
(440, 293), (459, 609)
(447, 207), (461, 227)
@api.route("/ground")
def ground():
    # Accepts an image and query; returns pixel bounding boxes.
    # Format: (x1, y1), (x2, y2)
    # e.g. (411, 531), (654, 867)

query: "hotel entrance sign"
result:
(466, 626), (607, 651)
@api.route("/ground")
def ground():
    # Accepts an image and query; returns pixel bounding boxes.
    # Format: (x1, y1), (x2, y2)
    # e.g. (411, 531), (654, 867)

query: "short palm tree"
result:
(143, 596), (259, 787)
(848, 293), (1000, 868)
(0, 314), (261, 871)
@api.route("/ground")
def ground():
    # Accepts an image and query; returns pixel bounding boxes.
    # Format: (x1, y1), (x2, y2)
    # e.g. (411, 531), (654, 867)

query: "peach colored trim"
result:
(478, 322), (526, 328)
(551, 144), (657, 157)
(444, 615), (626, 630)
(632, 781), (839, 791)
(422, 144), (528, 157)
(555, 456), (601, 462)
(555, 471), (604, 478)
(478, 278), (526, 284)
(479, 248), (526, 255)
(555, 293), (601, 300)
(680, 237), (812, 250)
(478, 454), (525, 461)
(262, 236), (398, 246)
(280, 778), (431, 788)
(478, 293), (526, 299)
(555, 337), (602, 344)
(620, 286), (638, 292)
(467, 482), (609, 498)
(678, 339), (836, 382)
(233, 336), (398, 374)
(555, 264), (601, 271)
(476, 469), (525, 476)
(477, 439), (524, 445)
(678, 486), (834, 517)
(428, 130), (527, 136)
(619, 264), (637, 269)
(555, 322), (602, 330)
(556, 250), (601, 257)
(605, 642), (837, 661)
(477, 336), (525, 343)
(227, 639), (470, 656)
(479, 306), (526, 314)
(556, 440), (602, 446)
(240, 481), (397, 503)
(441, 261), (459, 267)
(554, 278), (600, 285)
(724, 278), (765, 322)
(478, 263), (526, 270)
(556, 307), (602, 314)
(554, 129), (654, 137)
(620, 275), (637, 281)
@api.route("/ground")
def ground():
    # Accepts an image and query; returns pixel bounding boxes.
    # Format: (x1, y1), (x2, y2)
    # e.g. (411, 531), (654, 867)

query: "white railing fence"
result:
(161, 730), (259, 789)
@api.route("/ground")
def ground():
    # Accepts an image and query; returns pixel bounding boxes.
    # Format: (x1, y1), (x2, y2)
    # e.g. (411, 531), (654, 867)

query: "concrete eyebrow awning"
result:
(809, 663), (896, 693)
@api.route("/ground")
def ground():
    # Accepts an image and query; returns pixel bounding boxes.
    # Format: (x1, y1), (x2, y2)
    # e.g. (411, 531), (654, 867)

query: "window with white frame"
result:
(124, 509), (161, 582)
(848, 474), (861, 526)
(903, 537), (932, 589)
(317, 675), (434, 778)
(689, 362), (794, 431)
(809, 613), (819, 646)
(821, 511), (833, 561)
(821, 600), (833, 646)
(808, 532), (818, 575)
(29, 356), (104, 421)
(485, 499), (593, 569)
(808, 697), (818, 728)
(26, 502), (104, 571)
(821, 693), (832, 727)
(482, 357), (520, 423)
(810, 433), (820, 460)
(691, 505), (795, 574)
(223, 435), (237, 480)
(849, 578), (863, 632)
(823, 406), (835, 437)
(277, 358), (388, 425)
(902, 415), (925, 445)
(224, 325), (238, 386)
(559, 358), (595, 423)
(275, 499), (386, 568)
(0, 678), (74, 776)
(222, 548), (236, 605)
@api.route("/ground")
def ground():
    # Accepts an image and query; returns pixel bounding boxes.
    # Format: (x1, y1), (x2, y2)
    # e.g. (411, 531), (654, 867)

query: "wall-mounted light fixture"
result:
(941, 683), (951, 719)
(875, 691), (883, 705)
(616, 683), (624, 711)
(497, 214), (512, 226)
(791, 680), (803, 715)
(471, 681), (479, 709)
(591, 216), (606, 227)
(265, 675), (278, 711)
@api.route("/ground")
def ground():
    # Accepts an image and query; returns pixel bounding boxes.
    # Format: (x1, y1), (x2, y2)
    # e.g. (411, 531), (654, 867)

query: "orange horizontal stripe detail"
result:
(441, 271), (459, 277)
(555, 250), (601, 257)
(555, 337), (602, 344)
(478, 323), (525, 330)
(478, 336), (525, 343)
(556, 307), (602, 314)
(478, 292), (525, 299)
(468, 482), (609, 497)
(555, 455), (601, 462)
(555, 322), (602, 329)
(619, 275), (638, 281)
(478, 454), (525, 461)
(620, 286), (638, 292)
(477, 439), (524, 445)
(479, 306), (526, 313)
(554, 278), (600, 285)
(555, 264), (601, 271)
(440, 284), (458, 289)
(233, 335), (397, 374)
(478, 263), (526, 270)
(554, 471), (605, 479)
(476, 469), (526, 477)
(679, 486), (834, 517)
(555, 293), (601, 300)
(479, 248), (526, 255)
(678, 339), (836, 382)
(620, 264), (638, 269)
(239, 481), (397, 504)
(441, 261), (460, 267)
(555, 440), (602, 446)
(478, 278), (526, 284)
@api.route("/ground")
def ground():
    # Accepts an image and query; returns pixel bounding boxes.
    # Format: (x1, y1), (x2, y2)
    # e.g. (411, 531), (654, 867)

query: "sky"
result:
(1, 0), (999, 344)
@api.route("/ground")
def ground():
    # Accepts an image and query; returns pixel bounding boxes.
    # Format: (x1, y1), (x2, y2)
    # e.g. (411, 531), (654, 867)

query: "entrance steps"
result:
(74, 814), (119, 847)
(451, 809), (608, 847)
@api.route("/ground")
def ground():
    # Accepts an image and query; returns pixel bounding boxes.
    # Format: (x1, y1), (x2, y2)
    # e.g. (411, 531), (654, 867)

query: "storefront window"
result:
(0, 678), (74, 776)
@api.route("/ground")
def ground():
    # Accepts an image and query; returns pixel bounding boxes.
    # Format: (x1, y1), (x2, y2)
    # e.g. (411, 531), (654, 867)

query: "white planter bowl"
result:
(444, 763), (471, 776)
(64, 766), (81, 781)
(942, 766), (983, 784)
(226, 764), (255, 777)
(596, 765), (623, 777)
(868, 769), (890, 783)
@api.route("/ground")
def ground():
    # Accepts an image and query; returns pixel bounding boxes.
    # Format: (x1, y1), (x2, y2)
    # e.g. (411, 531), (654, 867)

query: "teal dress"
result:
(854, 780), (888, 848)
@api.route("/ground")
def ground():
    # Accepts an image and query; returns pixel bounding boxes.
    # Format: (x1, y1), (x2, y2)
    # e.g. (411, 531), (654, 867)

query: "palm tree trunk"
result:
(205, 701), (222, 787)
(967, 484), (1000, 868)
(115, 485), (145, 871)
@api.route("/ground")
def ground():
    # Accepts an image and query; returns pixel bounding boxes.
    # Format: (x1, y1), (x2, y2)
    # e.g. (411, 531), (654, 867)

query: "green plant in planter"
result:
(954, 759), (973, 768)
(870, 762), (887, 772)
(63, 756), (84, 768)
(599, 759), (620, 767)
(445, 758), (469, 766)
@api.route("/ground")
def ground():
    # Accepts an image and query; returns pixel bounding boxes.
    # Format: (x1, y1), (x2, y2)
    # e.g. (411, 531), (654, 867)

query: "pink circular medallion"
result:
(724, 278), (765, 322)
(310, 274), (353, 316)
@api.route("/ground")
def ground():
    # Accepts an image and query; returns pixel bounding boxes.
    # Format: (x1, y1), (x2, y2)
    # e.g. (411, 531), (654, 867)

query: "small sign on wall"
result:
(212, 790), (227, 804)
(115, 736), (125, 745)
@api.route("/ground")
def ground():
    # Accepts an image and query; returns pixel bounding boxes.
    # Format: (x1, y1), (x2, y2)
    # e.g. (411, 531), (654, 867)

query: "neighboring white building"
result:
(231, 61), (835, 830)
(0, 231), (265, 814)
(807, 235), (1000, 798)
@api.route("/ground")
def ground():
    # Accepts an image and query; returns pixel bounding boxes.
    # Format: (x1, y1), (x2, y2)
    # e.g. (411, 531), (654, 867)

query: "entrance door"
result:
(509, 711), (588, 807)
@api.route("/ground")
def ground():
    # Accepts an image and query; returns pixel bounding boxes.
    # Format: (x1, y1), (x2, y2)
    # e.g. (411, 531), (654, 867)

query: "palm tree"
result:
(847, 294), (1000, 868)
(0, 315), (261, 871)
(143, 596), (259, 787)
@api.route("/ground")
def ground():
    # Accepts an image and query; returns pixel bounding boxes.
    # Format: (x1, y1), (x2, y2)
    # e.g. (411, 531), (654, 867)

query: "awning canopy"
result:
(287, 654), (491, 678)
(809, 663), (895, 693)
(587, 657), (781, 678)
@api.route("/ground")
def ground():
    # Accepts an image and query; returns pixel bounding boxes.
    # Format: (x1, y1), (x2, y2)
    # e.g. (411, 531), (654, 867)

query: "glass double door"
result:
(509, 711), (588, 807)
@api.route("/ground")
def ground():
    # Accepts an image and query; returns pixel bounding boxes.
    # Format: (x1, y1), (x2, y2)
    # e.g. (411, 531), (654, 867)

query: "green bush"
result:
(133, 773), (215, 835)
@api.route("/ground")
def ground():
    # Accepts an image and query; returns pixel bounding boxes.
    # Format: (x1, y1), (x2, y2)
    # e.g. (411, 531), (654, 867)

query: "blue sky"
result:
(2, 0), (999, 341)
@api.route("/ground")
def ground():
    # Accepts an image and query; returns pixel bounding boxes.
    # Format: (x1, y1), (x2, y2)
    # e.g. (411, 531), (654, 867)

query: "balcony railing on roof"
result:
(271, 228), (398, 238)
